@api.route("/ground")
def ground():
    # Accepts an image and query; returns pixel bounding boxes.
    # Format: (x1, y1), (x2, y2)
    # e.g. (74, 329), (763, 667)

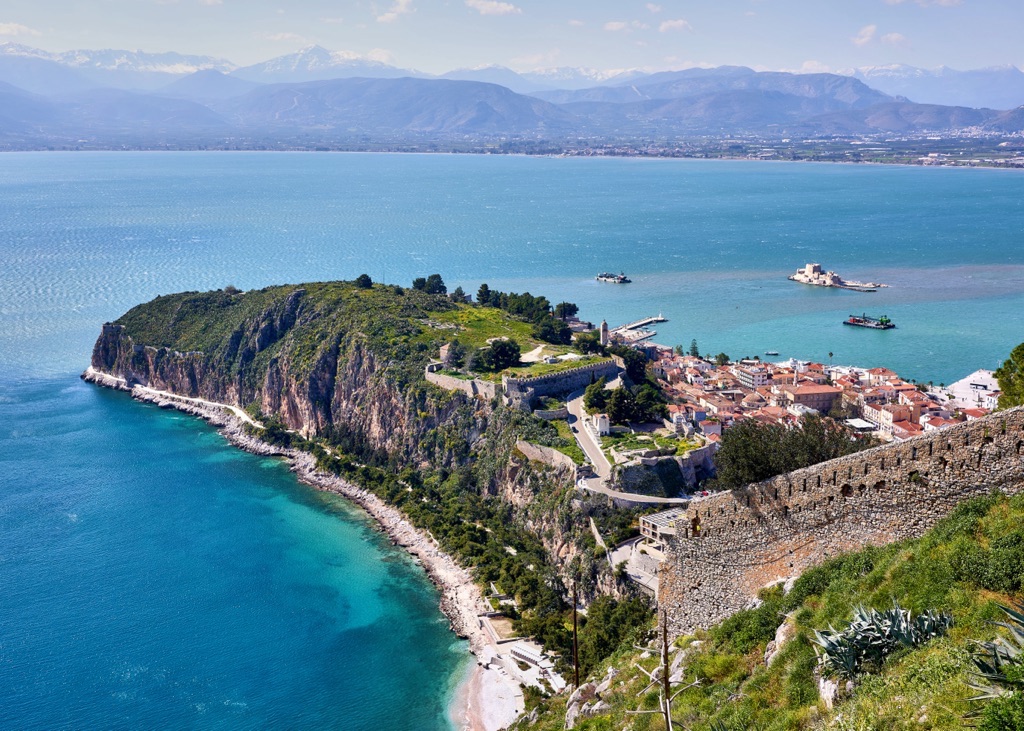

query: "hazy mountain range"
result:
(1, 42), (1023, 148)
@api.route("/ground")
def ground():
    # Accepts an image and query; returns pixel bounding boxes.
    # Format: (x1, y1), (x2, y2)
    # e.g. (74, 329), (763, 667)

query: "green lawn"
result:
(505, 356), (611, 379)
(551, 419), (586, 464)
(426, 305), (539, 350)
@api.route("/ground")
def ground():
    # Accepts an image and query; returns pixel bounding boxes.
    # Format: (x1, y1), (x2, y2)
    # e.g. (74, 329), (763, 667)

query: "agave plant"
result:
(968, 602), (1024, 709)
(812, 601), (954, 680)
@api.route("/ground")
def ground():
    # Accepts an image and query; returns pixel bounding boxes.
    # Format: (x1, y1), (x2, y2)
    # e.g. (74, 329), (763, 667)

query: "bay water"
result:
(1, 152), (1023, 728)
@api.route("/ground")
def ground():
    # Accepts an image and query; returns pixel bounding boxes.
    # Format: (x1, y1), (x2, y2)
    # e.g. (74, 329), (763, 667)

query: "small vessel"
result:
(596, 272), (631, 284)
(764, 350), (779, 356)
(843, 314), (895, 330)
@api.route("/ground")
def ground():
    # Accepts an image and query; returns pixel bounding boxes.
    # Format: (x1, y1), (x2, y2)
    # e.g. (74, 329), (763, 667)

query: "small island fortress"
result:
(789, 262), (888, 292)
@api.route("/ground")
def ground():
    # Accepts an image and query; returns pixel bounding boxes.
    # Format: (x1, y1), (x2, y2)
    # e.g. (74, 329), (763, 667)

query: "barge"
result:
(843, 314), (895, 330)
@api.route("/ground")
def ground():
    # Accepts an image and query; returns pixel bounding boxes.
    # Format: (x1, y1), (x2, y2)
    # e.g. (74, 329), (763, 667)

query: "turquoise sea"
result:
(1, 153), (1023, 728)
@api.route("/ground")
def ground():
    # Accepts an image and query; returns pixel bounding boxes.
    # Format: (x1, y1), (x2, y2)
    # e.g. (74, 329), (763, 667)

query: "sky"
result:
(1, 0), (1021, 74)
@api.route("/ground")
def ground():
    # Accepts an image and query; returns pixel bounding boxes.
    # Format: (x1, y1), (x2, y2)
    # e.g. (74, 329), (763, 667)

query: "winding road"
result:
(565, 387), (692, 506)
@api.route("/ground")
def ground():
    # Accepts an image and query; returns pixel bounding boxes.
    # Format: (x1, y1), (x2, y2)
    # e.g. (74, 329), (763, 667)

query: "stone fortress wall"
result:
(424, 362), (499, 400)
(503, 358), (621, 406)
(659, 406), (1024, 635)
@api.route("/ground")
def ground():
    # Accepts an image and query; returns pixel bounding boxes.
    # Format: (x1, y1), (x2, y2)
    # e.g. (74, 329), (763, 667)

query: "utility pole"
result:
(572, 583), (580, 690)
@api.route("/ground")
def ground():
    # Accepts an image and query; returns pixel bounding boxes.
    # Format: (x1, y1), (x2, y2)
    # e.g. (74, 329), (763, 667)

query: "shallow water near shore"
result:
(0, 377), (470, 730)
(1, 152), (1023, 728)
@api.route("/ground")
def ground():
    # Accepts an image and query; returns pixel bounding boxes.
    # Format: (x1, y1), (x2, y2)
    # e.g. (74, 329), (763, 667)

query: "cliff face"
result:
(89, 285), (484, 466)
(88, 282), (616, 600)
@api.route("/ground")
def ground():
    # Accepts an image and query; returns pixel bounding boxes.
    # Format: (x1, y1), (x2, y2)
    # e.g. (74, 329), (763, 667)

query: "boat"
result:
(596, 272), (631, 284)
(764, 350), (779, 356)
(843, 314), (895, 330)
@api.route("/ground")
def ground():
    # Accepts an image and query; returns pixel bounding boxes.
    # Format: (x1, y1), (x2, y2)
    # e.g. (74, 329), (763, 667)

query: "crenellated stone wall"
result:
(503, 359), (621, 406)
(659, 407), (1024, 635)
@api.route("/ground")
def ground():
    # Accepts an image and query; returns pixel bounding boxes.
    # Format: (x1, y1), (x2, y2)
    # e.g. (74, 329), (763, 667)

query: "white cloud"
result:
(604, 20), (649, 32)
(199, 0), (222, 5)
(0, 22), (41, 36)
(659, 19), (691, 33)
(366, 48), (394, 63)
(881, 32), (909, 46)
(645, 3), (662, 13)
(797, 60), (832, 73)
(852, 24), (877, 46)
(377, 0), (413, 23)
(321, 17), (344, 24)
(568, 19), (584, 27)
(465, 0), (521, 15)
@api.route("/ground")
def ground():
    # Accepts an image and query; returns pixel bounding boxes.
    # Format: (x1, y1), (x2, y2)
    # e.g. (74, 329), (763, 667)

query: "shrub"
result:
(812, 602), (954, 680)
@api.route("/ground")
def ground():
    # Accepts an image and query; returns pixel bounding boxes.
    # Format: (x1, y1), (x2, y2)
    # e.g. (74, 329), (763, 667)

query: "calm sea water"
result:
(1, 153), (1023, 728)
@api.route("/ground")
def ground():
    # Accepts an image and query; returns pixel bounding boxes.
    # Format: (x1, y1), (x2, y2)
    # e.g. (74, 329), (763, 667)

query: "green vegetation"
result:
(583, 376), (609, 413)
(517, 492), (1024, 731)
(504, 355), (609, 380)
(995, 342), (1024, 409)
(473, 338), (521, 372)
(428, 304), (538, 350)
(547, 419), (586, 465)
(812, 603), (954, 680)
(412, 273), (447, 294)
(601, 431), (699, 457)
(709, 414), (875, 490)
(969, 602), (1024, 728)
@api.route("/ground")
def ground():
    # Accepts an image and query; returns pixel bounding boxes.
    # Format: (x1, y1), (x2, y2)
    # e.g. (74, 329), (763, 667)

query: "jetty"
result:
(610, 314), (667, 334)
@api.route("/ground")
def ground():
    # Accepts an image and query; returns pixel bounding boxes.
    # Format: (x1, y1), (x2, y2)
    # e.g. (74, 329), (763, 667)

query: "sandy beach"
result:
(82, 367), (525, 731)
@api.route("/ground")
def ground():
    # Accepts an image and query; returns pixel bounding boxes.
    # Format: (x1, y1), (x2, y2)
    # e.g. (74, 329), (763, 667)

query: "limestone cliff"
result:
(87, 282), (615, 600)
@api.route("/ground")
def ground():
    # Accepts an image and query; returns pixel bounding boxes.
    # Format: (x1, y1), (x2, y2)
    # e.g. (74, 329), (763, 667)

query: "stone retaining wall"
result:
(533, 407), (570, 420)
(425, 368), (499, 400)
(659, 407), (1024, 635)
(515, 439), (579, 472)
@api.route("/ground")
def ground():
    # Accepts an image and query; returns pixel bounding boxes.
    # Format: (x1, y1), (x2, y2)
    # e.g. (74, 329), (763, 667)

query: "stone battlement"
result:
(659, 406), (1024, 635)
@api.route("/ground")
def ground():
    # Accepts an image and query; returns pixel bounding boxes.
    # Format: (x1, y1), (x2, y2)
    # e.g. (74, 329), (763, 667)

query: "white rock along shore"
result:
(82, 367), (524, 731)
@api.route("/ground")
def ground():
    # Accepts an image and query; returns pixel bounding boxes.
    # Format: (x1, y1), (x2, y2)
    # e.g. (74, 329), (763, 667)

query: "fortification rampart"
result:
(515, 439), (579, 472)
(424, 365), (499, 400)
(503, 359), (621, 406)
(659, 407), (1024, 635)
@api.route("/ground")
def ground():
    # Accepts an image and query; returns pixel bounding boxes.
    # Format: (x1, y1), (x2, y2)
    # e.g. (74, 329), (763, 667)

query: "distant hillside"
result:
(215, 77), (578, 135)
(231, 45), (423, 84)
(0, 42), (233, 91)
(159, 70), (263, 103)
(798, 102), (996, 135)
(852, 64), (1024, 110)
(0, 51), (95, 96)
(439, 65), (555, 94)
(1, 51), (1023, 147)
(533, 67), (891, 109)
